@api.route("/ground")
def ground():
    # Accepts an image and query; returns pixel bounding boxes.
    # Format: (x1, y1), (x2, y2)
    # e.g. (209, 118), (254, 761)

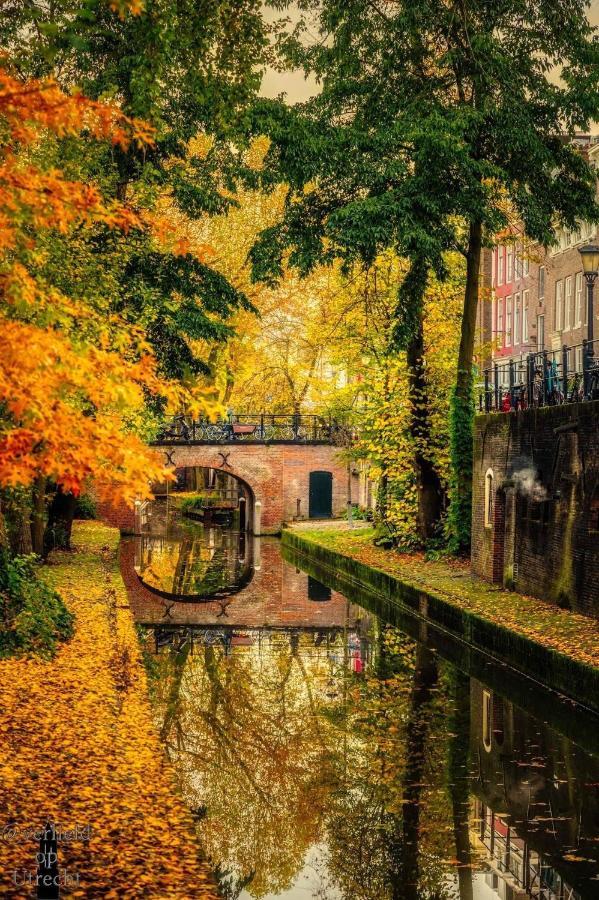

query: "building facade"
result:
(486, 138), (599, 388)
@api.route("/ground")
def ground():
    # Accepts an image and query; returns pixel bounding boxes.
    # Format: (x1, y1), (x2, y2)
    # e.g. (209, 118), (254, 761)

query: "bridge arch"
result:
(153, 442), (350, 534)
(99, 440), (352, 535)
(164, 463), (256, 532)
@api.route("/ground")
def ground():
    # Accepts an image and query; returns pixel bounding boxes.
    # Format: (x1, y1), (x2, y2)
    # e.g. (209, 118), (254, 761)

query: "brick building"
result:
(471, 400), (599, 617)
(485, 136), (599, 386)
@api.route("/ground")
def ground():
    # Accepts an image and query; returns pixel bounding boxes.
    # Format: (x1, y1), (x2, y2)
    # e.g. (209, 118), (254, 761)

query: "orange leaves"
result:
(0, 67), (150, 253)
(0, 68), (152, 149)
(0, 318), (169, 502)
(0, 67), (194, 506)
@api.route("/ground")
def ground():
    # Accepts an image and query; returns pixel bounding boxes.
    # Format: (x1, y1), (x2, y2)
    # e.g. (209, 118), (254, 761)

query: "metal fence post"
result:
(583, 338), (590, 399)
(562, 344), (568, 403)
(494, 363), (499, 411)
(509, 360), (515, 411)
(527, 353), (534, 407)
(484, 370), (490, 412)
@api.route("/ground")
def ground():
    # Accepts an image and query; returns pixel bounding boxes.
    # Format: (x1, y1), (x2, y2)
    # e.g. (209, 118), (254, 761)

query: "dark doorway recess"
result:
(308, 576), (332, 602)
(309, 471), (333, 519)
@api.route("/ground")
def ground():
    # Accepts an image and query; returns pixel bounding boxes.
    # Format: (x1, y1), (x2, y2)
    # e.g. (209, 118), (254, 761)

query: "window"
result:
(575, 344), (584, 374)
(497, 248), (505, 286)
(522, 290), (529, 342)
(506, 295), (512, 345)
(537, 314), (545, 351)
(539, 266), (545, 300)
(564, 276), (573, 331)
(514, 292), (521, 345)
(484, 469), (494, 529)
(507, 245), (514, 282)
(575, 272), (583, 327)
(497, 300), (504, 347)
(515, 248), (522, 280)
(555, 279), (564, 331)
(523, 253), (530, 277)
(482, 689), (493, 752)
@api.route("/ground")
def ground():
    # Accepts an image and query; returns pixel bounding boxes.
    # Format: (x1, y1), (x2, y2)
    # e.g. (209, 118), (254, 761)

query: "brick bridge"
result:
(100, 414), (353, 535)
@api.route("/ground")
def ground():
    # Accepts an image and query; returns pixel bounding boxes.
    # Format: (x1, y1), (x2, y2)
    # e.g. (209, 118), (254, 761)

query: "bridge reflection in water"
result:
(123, 517), (599, 900)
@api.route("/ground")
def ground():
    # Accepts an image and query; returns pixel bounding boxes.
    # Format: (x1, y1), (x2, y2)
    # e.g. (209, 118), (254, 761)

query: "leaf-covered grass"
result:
(0, 521), (219, 899)
(291, 526), (599, 671)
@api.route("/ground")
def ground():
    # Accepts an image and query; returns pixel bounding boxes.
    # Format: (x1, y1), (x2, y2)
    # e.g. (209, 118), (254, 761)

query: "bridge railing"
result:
(154, 413), (351, 445)
(479, 338), (599, 413)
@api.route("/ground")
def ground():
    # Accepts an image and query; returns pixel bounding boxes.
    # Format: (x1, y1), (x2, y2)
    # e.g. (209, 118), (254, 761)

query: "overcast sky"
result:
(260, 1), (599, 106)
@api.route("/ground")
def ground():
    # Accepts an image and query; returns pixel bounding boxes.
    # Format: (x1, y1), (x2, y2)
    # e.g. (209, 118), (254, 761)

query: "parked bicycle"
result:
(158, 414), (191, 442)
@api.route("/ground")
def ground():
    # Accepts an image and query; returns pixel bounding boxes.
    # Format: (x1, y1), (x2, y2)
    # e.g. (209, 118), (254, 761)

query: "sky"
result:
(260, 0), (599, 106)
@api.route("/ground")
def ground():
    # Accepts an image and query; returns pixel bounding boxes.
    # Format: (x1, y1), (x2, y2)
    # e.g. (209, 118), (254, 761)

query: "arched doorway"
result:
(309, 471), (333, 519)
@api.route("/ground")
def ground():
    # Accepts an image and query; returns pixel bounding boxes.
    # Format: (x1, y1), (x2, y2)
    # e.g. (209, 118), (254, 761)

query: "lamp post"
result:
(578, 243), (599, 397)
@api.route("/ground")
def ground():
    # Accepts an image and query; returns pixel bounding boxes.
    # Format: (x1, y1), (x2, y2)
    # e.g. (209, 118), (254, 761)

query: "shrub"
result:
(74, 494), (97, 519)
(0, 550), (75, 658)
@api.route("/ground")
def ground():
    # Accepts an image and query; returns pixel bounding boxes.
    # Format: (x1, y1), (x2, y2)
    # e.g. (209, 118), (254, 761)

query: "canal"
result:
(124, 501), (599, 900)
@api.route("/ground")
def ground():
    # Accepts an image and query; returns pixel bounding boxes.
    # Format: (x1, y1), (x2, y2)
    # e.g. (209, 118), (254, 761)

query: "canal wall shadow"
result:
(281, 542), (599, 758)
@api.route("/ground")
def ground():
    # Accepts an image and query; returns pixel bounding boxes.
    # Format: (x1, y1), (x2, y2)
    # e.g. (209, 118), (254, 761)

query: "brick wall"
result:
(120, 537), (353, 629)
(98, 443), (350, 536)
(472, 400), (599, 617)
(96, 497), (136, 534)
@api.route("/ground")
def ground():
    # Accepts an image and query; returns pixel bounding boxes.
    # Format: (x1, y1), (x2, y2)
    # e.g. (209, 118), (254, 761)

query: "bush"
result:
(0, 550), (75, 659)
(74, 494), (97, 519)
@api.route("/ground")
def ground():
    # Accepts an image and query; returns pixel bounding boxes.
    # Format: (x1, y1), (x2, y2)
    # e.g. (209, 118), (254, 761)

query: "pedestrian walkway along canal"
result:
(123, 501), (599, 900)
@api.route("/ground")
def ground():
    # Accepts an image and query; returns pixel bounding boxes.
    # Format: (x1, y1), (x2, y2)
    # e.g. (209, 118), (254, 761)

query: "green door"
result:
(309, 471), (333, 518)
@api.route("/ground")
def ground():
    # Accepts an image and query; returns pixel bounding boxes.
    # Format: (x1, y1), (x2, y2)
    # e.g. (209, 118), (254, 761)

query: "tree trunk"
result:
(43, 487), (77, 557)
(31, 475), (47, 557)
(0, 506), (8, 551)
(450, 218), (483, 554)
(406, 312), (445, 543)
(10, 502), (33, 556)
(394, 644), (439, 900)
(447, 669), (474, 900)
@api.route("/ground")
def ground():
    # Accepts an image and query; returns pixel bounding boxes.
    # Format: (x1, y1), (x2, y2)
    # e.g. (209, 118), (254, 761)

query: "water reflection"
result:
(133, 537), (599, 900)
(134, 501), (253, 599)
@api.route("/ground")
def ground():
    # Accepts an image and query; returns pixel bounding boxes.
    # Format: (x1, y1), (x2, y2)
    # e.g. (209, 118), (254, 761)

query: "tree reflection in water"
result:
(148, 624), (460, 899)
(143, 612), (599, 899)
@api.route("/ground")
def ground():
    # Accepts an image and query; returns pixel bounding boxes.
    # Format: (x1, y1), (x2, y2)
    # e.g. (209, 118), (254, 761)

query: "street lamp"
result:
(579, 243), (599, 357)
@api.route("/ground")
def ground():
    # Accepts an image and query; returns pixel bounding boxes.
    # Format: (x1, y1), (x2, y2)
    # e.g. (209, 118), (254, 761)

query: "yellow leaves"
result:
(244, 134), (271, 170)
(0, 522), (219, 897)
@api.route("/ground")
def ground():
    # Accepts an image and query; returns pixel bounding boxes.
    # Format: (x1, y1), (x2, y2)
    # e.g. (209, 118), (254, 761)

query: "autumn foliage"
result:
(0, 521), (219, 898)
(0, 67), (179, 504)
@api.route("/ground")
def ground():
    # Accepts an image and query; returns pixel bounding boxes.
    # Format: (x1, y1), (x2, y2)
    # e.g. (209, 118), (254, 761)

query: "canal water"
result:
(126, 503), (599, 900)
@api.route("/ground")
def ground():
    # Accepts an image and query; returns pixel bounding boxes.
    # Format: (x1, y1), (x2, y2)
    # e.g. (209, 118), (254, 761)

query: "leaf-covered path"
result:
(289, 526), (599, 672)
(0, 522), (218, 899)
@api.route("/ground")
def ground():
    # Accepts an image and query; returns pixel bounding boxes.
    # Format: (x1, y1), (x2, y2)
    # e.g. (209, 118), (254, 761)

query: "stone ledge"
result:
(281, 528), (599, 713)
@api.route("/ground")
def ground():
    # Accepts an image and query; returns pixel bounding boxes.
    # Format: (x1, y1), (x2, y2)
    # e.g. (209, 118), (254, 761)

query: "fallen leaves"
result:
(0, 521), (219, 898)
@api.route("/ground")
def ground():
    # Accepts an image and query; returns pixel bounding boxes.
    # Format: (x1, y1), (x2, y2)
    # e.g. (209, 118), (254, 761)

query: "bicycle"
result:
(158, 414), (191, 442)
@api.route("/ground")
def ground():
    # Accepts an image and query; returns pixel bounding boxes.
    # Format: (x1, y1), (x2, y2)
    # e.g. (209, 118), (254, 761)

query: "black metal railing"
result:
(479, 338), (599, 413)
(154, 413), (349, 445)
